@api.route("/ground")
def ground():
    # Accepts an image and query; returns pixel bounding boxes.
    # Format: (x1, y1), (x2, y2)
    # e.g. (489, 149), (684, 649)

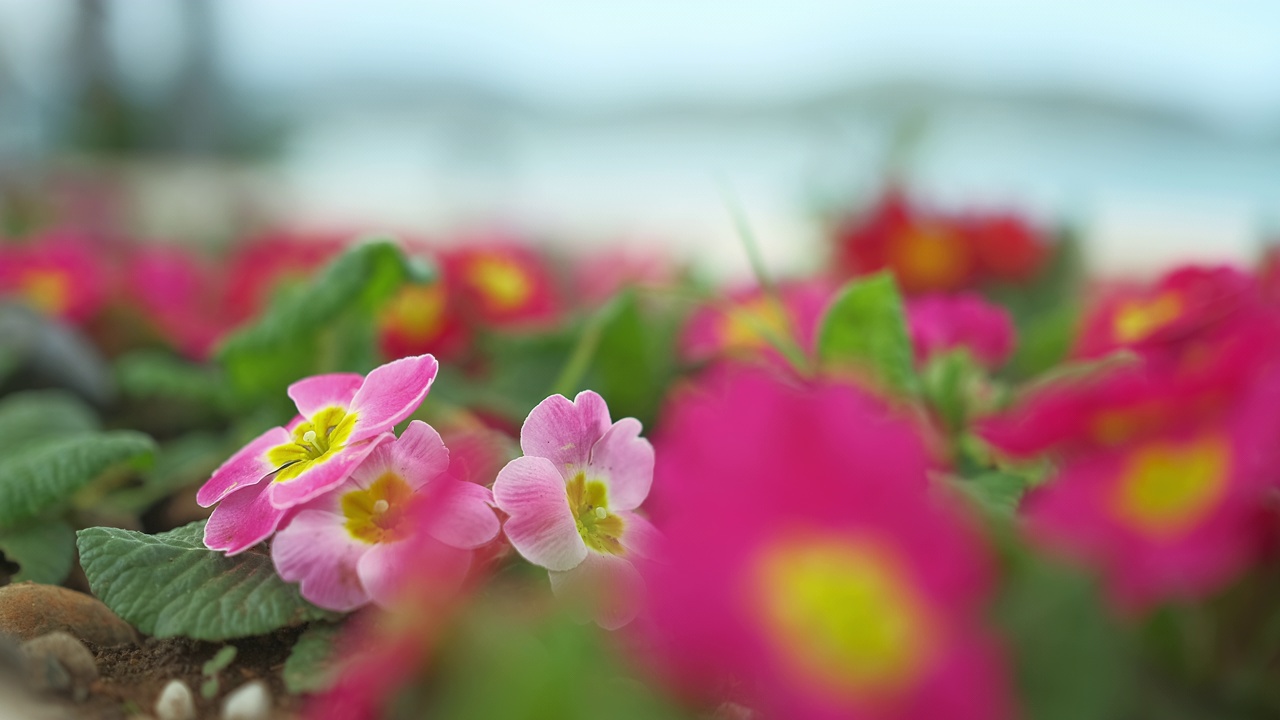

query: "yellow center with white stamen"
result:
(566, 472), (625, 555)
(266, 406), (359, 483)
(343, 472), (413, 544)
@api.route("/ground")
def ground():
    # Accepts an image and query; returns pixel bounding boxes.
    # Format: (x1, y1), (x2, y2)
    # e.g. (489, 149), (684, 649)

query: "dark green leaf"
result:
(816, 273), (918, 396)
(0, 519), (76, 584)
(0, 390), (99, 456)
(115, 350), (229, 409)
(0, 431), (155, 528)
(77, 521), (338, 641)
(284, 622), (342, 694)
(956, 471), (1027, 515)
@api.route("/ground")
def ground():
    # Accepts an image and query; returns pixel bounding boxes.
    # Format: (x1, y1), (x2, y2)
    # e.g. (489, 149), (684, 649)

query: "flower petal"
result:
(348, 355), (439, 441)
(425, 480), (500, 549)
(272, 509), (371, 612)
(387, 420), (451, 490)
(615, 511), (662, 560)
(196, 426), (291, 507)
(203, 481), (288, 555)
(268, 433), (394, 508)
(548, 553), (645, 630)
(520, 390), (611, 476)
(357, 535), (471, 607)
(588, 417), (653, 511)
(287, 373), (364, 418)
(493, 456), (586, 571)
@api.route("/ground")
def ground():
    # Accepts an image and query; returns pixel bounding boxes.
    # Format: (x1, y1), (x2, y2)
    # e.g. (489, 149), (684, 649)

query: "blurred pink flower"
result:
(643, 366), (1009, 720)
(681, 281), (833, 363)
(198, 355), (438, 554)
(906, 293), (1015, 368)
(447, 240), (562, 329)
(492, 390), (657, 629)
(123, 244), (229, 359)
(273, 421), (498, 611)
(0, 233), (108, 324)
(572, 247), (678, 305)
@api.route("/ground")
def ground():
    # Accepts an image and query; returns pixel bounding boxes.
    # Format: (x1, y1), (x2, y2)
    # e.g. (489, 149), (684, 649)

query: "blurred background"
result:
(1, 0), (1279, 278)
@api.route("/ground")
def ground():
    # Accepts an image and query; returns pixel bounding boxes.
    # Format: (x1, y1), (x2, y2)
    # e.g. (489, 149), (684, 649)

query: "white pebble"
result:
(154, 679), (196, 720)
(221, 680), (271, 720)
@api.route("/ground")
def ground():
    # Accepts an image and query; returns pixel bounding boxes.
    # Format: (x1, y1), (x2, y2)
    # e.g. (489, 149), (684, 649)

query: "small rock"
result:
(221, 680), (270, 720)
(154, 679), (196, 720)
(0, 582), (137, 646)
(21, 632), (98, 701)
(0, 631), (25, 675)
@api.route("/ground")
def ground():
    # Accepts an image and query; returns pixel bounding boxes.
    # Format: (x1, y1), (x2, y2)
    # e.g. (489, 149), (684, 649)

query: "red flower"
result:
(446, 241), (560, 328)
(0, 232), (108, 324)
(680, 280), (834, 363)
(224, 232), (344, 324)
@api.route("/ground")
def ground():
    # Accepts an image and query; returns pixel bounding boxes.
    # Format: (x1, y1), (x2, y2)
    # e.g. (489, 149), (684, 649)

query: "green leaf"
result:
(216, 240), (430, 406)
(103, 432), (228, 514)
(0, 431), (156, 528)
(996, 555), (1133, 720)
(115, 350), (229, 409)
(284, 623), (342, 694)
(76, 521), (338, 641)
(956, 471), (1027, 515)
(202, 645), (238, 676)
(0, 390), (99, 456)
(0, 519), (76, 584)
(590, 291), (682, 429)
(816, 273), (918, 396)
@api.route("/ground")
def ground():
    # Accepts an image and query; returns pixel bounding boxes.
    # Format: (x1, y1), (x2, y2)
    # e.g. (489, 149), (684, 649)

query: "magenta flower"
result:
(642, 366), (1010, 720)
(198, 355), (439, 555)
(272, 421), (499, 611)
(906, 292), (1015, 369)
(492, 390), (657, 629)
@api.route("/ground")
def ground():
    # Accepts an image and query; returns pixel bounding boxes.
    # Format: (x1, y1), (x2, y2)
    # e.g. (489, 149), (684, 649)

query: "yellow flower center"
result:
(719, 296), (791, 352)
(465, 255), (533, 312)
(342, 471), (414, 544)
(566, 472), (625, 555)
(1111, 434), (1230, 539)
(380, 283), (447, 341)
(19, 269), (72, 317)
(266, 407), (358, 484)
(887, 225), (969, 292)
(754, 535), (936, 703)
(1112, 293), (1182, 344)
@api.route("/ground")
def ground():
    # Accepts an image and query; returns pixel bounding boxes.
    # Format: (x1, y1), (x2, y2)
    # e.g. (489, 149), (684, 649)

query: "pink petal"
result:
(196, 426), (291, 507)
(615, 511), (662, 560)
(347, 355), (439, 441)
(520, 390), (612, 476)
(287, 373), (363, 418)
(425, 480), (500, 549)
(492, 456), (586, 571)
(203, 481), (288, 555)
(386, 420), (451, 490)
(548, 553), (645, 630)
(267, 433), (394, 508)
(587, 418), (653, 511)
(357, 535), (471, 607)
(272, 509), (371, 612)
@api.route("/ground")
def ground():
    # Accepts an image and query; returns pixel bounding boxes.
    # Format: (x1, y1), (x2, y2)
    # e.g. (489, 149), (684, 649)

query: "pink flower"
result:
(906, 293), (1015, 368)
(1019, 374), (1280, 610)
(197, 355), (439, 555)
(123, 244), (229, 359)
(446, 241), (561, 329)
(492, 390), (657, 630)
(272, 421), (499, 611)
(0, 233), (108, 324)
(643, 367), (1009, 720)
(681, 281), (833, 363)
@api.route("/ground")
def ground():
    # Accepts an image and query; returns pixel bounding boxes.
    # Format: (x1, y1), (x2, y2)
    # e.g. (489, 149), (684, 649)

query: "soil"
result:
(69, 629), (306, 720)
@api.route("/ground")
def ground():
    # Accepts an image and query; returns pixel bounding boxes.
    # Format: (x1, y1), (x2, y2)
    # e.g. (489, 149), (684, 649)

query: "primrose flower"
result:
(492, 390), (657, 630)
(0, 233), (107, 324)
(272, 420), (499, 611)
(447, 242), (560, 328)
(1019, 373), (1280, 609)
(835, 190), (977, 295)
(123, 244), (228, 359)
(224, 232), (343, 323)
(378, 277), (470, 361)
(198, 354), (439, 555)
(642, 366), (1009, 720)
(681, 281), (832, 363)
(906, 293), (1015, 369)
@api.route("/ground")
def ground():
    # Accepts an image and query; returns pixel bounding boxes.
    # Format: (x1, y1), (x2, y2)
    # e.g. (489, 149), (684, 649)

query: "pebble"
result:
(0, 631), (25, 675)
(154, 679), (197, 720)
(221, 680), (271, 720)
(0, 582), (137, 646)
(21, 631), (99, 701)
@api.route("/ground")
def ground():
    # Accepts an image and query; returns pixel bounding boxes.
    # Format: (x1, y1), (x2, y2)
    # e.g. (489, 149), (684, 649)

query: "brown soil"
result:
(71, 629), (306, 719)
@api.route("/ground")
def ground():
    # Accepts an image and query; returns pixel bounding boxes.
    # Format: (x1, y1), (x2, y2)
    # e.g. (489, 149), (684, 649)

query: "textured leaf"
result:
(115, 350), (229, 408)
(77, 521), (338, 641)
(816, 273), (918, 396)
(0, 390), (99, 456)
(0, 431), (155, 528)
(284, 622), (342, 694)
(0, 519), (76, 584)
(957, 471), (1027, 515)
(216, 240), (431, 405)
(104, 432), (228, 514)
